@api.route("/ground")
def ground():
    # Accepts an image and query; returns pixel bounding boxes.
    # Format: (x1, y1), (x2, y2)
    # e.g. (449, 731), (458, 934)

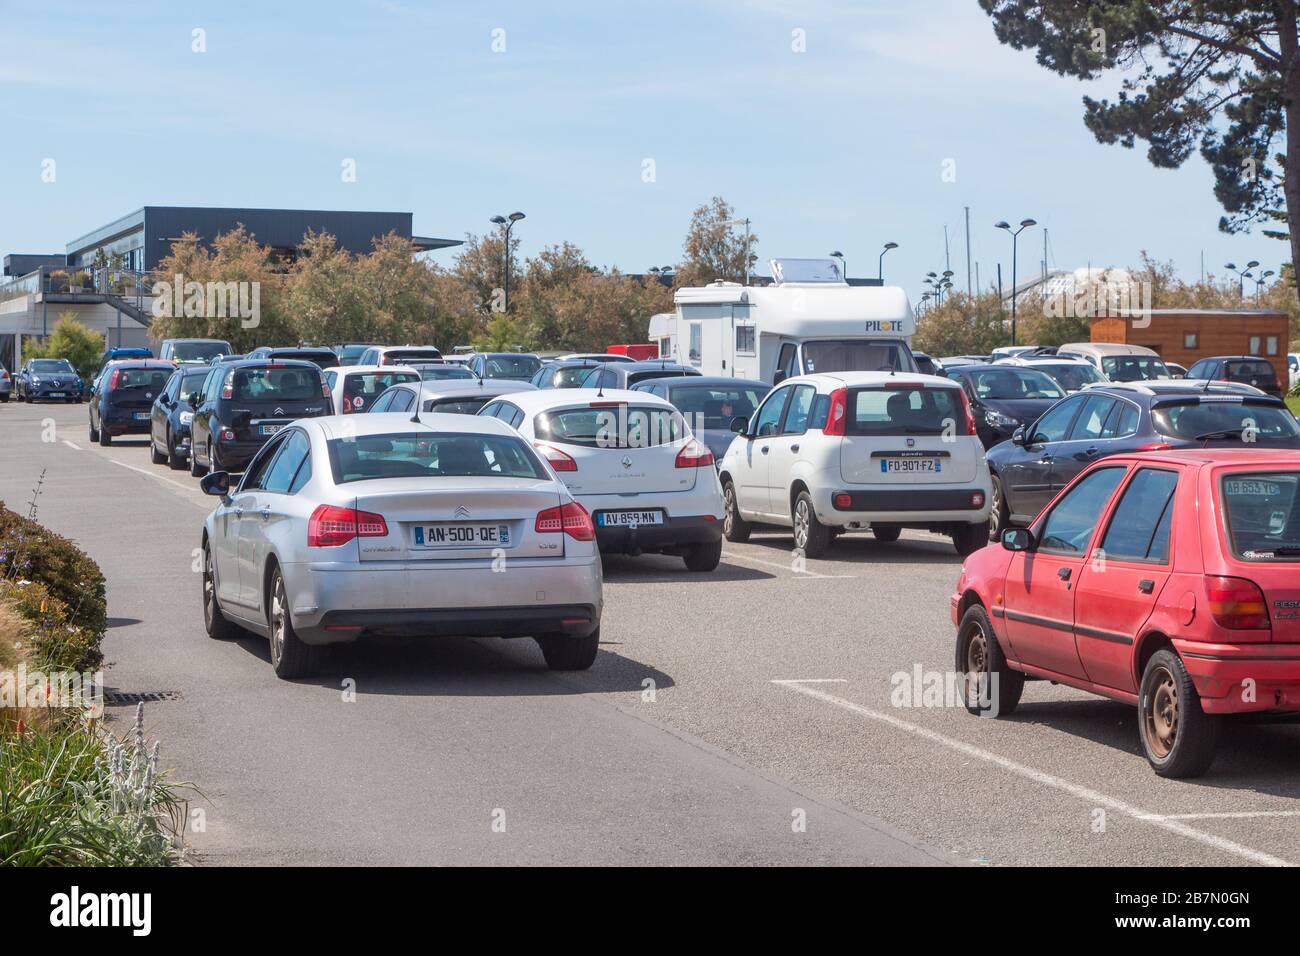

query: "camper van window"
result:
(801, 340), (914, 375)
(736, 325), (756, 355)
(688, 324), (702, 365)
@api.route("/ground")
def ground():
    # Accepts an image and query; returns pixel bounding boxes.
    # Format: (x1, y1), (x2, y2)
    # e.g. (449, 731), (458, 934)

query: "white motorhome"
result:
(659, 258), (918, 384)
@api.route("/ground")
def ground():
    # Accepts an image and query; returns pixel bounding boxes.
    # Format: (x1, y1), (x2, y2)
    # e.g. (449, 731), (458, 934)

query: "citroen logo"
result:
(274, 407), (284, 415)
(621, 456), (633, 469)
(455, 505), (471, 518)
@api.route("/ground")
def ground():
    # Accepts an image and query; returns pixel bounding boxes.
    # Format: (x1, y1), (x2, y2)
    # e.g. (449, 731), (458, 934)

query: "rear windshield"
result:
(1225, 360), (1277, 383)
(626, 369), (696, 386)
(849, 386), (965, 435)
(115, 368), (171, 391)
(172, 341), (230, 361)
(230, 366), (321, 401)
(802, 340), (914, 375)
(424, 397), (493, 415)
(666, 384), (765, 429)
(554, 366), (596, 387)
(272, 351), (336, 368)
(31, 360), (74, 373)
(1221, 472), (1300, 561)
(337, 345), (371, 362)
(327, 432), (546, 483)
(1152, 401), (1300, 441)
(385, 350), (442, 364)
(1102, 355), (1169, 381)
(1038, 363), (1104, 391)
(963, 368), (1064, 400)
(345, 371), (418, 403)
(535, 404), (687, 448)
(416, 365), (473, 381)
(484, 355), (541, 378)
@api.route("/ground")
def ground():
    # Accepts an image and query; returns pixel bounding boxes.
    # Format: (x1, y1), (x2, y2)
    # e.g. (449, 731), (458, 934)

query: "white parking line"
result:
(772, 679), (1294, 867)
(1137, 810), (1300, 821)
(105, 456), (207, 503)
(61, 440), (81, 450)
(722, 551), (857, 579)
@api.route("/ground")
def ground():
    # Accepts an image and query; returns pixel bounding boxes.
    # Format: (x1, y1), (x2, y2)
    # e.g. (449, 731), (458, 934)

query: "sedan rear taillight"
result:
(1207, 575), (1270, 631)
(535, 501), (594, 541)
(822, 387), (848, 436)
(308, 505), (389, 548)
(534, 441), (578, 472)
(108, 369), (120, 390)
(674, 437), (714, 468)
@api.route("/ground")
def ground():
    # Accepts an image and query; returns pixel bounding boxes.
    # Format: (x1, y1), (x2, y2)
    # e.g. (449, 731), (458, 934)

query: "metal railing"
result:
(0, 265), (154, 304)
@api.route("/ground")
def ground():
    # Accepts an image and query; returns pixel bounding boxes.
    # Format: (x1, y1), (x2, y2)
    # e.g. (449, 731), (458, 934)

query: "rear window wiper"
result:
(1194, 429), (1249, 442)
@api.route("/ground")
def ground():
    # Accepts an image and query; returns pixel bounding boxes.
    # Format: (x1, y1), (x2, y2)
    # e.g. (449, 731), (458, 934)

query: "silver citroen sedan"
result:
(198, 413), (603, 679)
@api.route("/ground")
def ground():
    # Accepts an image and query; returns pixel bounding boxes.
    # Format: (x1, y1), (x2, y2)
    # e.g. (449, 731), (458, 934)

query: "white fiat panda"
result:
(717, 371), (992, 556)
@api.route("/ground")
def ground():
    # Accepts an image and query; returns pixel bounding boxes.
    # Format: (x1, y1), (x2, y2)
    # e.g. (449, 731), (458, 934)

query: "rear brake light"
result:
(834, 493), (852, 508)
(1136, 442), (1173, 451)
(674, 437), (714, 468)
(321, 379), (331, 398)
(535, 501), (594, 541)
(956, 387), (978, 436)
(108, 369), (120, 390)
(588, 401), (625, 409)
(221, 374), (233, 399)
(823, 387), (848, 436)
(1206, 575), (1270, 630)
(534, 442), (577, 472)
(308, 505), (389, 547)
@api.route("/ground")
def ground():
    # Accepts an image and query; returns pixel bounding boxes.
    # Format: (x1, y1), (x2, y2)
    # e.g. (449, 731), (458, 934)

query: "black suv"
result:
(1185, 355), (1285, 399)
(88, 361), (175, 445)
(986, 381), (1300, 537)
(244, 346), (340, 369)
(188, 359), (330, 476)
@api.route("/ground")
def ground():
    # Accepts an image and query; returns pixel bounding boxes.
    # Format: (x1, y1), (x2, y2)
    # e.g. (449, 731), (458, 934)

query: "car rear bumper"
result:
(824, 487), (991, 525)
(591, 514), (722, 554)
(103, 411), (152, 434)
(282, 557), (603, 644)
(1176, 640), (1300, 713)
(211, 440), (268, 472)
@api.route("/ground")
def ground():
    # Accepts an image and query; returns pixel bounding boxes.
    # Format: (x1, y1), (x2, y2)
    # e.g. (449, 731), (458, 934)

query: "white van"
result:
(1055, 342), (1171, 382)
(662, 259), (918, 384)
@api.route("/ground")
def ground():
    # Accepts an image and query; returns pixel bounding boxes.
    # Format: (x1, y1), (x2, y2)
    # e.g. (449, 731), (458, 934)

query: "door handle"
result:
(1138, 579), (1155, 594)
(232, 507), (244, 517)
(760, 445), (769, 454)
(790, 444), (800, 453)
(260, 508), (271, 520)
(1057, 567), (1072, 581)
(1039, 454), (1055, 463)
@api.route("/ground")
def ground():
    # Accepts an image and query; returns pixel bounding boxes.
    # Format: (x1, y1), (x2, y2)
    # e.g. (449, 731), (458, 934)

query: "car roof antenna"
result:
(409, 389), (423, 424)
(596, 361), (607, 398)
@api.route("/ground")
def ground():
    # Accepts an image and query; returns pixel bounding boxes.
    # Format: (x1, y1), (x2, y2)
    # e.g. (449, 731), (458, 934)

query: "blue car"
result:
(16, 358), (85, 403)
(631, 374), (769, 462)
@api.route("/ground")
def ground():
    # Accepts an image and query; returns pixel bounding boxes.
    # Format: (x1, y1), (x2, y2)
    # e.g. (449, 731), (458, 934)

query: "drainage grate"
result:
(103, 690), (182, 706)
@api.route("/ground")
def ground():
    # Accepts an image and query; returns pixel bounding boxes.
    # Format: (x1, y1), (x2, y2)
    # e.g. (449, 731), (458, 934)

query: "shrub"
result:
(21, 316), (105, 379)
(0, 579), (101, 673)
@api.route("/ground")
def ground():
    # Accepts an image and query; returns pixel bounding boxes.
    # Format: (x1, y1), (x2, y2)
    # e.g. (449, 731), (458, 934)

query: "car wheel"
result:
(190, 437), (208, 477)
(682, 538), (722, 572)
(267, 566), (322, 679)
(952, 520), (990, 556)
(955, 604), (1024, 717)
(88, 418), (99, 443)
(98, 423), (112, 446)
(167, 431), (187, 470)
(537, 627), (600, 670)
(721, 480), (751, 543)
(203, 541), (243, 640)
(989, 475), (1009, 542)
(1138, 649), (1221, 778)
(0, 395), (7, 403)
(791, 490), (831, 559)
(872, 525), (901, 543)
(150, 434), (168, 465)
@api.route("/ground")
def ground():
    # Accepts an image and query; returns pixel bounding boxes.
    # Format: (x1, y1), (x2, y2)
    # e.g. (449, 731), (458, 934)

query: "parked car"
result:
(157, 338), (233, 364)
(188, 359), (330, 476)
(0, 364), (11, 402)
(321, 365), (420, 415)
(481, 389), (725, 570)
(577, 360), (702, 390)
(1056, 342), (1172, 382)
(994, 356), (1107, 392)
(986, 381), (1300, 538)
(333, 343), (381, 367)
(630, 375), (769, 463)
(954, 448), (1300, 777)
(945, 364), (1067, 449)
(355, 345), (444, 367)
(718, 371), (992, 557)
(529, 359), (605, 389)
(97, 346), (153, 374)
(937, 355), (989, 370)
(149, 365), (213, 468)
(913, 351), (944, 376)
(244, 346), (340, 370)
(467, 352), (543, 382)
(990, 345), (1039, 361)
(367, 379), (536, 416)
(87, 361), (175, 445)
(1165, 362), (1188, 379)
(17, 358), (85, 403)
(556, 353), (635, 363)
(1185, 356), (1285, 399)
(405, 362), (475, 383)
(1288, 352), (1299, 391)
(198, 414), (603, 677)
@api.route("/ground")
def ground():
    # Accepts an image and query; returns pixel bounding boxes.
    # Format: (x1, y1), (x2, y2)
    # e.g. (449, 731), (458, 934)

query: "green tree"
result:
(980, 1), (1300, 283)
(674, 197), (756, 287)
(23, 315), (105, 378)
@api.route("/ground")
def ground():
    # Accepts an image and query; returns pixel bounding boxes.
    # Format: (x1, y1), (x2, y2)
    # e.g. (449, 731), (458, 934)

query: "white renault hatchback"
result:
(717, 371), (992, 557)
(198, 413), (603, 678)
(478, 389), (726, 571)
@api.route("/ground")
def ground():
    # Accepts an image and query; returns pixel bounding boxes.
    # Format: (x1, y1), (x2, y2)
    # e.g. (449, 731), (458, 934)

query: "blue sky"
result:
(0, 0), (1281, 301)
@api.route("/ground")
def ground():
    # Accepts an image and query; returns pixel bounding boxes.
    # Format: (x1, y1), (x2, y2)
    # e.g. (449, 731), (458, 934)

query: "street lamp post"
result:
(1224, 260), (1260, 300)
(995, 218), (1037, 346)
(489, 211), (525, 312)
(720, 217), (753, 285)
(1255, 269), (1275, 303)
(878, 241), (898, 282)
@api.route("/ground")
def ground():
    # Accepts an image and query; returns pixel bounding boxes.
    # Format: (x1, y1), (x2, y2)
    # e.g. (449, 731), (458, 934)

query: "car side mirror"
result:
(772, 370), (787, 385)
(1001, 528), (1033, 552)
(188, 393), (200, 408)
(730, 416), (749, 436)
(1011, 426), (1027, 446)
(200, 471), (231, 501)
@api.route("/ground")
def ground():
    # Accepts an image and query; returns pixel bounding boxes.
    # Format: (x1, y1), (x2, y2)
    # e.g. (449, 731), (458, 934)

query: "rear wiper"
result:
(1194, 428), (1248, 442)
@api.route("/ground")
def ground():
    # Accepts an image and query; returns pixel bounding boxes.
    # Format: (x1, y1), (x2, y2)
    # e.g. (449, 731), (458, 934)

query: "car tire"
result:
(792, 490), (832, 559)
(190, 438), (208, 477)
(872, 525), (901, 543)
(989, 475), (1009, 542)
(88, 419), (99, 443)
(0, 395), (7, 403)
(682, 538), (722, 572)
(203, 541), (243, 640)
(98, 424), (112, 446)
(955, 604), (1024, 717)
(150, 435), (168, 465)
(952, 520), (989, 556)
(537, 627), (600, 671)
(167, 431), (187, 470)
(721, 479), (751, 543)
(267, 566), (322, 679)
(1138, 649), (1221, 778)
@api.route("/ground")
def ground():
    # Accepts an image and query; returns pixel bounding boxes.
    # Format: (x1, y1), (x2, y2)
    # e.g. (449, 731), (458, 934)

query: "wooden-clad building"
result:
(1091, 309), (1291, 383)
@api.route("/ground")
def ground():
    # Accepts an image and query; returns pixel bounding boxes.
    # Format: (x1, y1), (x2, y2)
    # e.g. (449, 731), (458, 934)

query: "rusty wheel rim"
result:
(1145, 666), (1178, 759)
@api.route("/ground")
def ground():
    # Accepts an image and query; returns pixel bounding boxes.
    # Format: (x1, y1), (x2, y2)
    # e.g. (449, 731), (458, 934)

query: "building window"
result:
(1183, 332), (1198, 349)
(735, 324), (756, 355)
(688, 323), (702, 365)
(1249, 335), (1262, 355)
(658, 337), (672, 358)
(1266, 336), (1279, 356)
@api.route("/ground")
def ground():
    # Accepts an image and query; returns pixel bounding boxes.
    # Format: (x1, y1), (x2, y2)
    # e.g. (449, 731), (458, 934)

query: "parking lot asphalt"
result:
(4, 401), (1300, 866)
